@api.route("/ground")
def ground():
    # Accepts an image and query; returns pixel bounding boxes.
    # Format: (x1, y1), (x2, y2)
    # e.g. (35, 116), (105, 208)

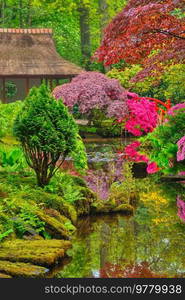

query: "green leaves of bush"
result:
(13, 84), (87, 186)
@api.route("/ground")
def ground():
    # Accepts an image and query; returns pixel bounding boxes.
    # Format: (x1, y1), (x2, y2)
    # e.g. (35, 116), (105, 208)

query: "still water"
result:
(57, 137), (185, 278)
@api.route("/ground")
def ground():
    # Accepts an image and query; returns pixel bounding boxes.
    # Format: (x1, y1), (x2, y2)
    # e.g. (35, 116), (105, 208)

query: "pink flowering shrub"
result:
(167, 103), (185, 116)
(177, 196), (185, 222)
(124, 141), (159, 174)
(146, 162), (160, 174)
(125, 98), (158, 136)
(177, 136), (185, 162)
(53, 71), (127, 115)
(124, 141), (148, 163)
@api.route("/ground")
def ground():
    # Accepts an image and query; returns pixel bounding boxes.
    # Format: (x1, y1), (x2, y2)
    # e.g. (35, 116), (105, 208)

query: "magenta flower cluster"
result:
(177, 196), (185, 222)
(125, 98), (158, 136)
(177, 136), (185, 162)
(53, 71), (127, 115)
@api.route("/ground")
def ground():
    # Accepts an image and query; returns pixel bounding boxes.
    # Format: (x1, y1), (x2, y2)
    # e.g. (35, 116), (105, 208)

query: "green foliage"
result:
(44, 172), (87, 204)
(108, 64), (185, 104)
(13, 84), (87, 186)
(0, 229), (14, 242)
(107, 65), (142, 89)
(13, 208), (46, 238)
(0, 146), (27, 172)
(0, 101), (23, 137)
(140, 110), (185, 174)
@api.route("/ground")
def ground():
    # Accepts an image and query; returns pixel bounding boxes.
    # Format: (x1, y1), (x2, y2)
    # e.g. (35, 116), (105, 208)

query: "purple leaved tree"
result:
(53, 71), (128, 120)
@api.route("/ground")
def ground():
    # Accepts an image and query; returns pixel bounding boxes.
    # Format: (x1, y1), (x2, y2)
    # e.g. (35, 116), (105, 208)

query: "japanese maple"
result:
(52, 71), (127, 116)
(94, 0), (185, 81)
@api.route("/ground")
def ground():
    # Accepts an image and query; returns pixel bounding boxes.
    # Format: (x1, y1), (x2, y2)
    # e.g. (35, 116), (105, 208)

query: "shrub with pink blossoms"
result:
(125, 98), (158, 136)
(124, 141), (160, 174)
(53, 71), (128, 116)
(177, 136), (185, 162)
(167, 103), (185, 116)
(146, 162), (160, 174)
(124, 141), (148, 163)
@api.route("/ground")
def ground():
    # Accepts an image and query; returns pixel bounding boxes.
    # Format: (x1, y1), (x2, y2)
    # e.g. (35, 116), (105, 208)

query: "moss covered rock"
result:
(0, 261), (48, 278)
(75, 187), (97, 216)
(90, 200), (134, 215)
(112, 204), (134, 214)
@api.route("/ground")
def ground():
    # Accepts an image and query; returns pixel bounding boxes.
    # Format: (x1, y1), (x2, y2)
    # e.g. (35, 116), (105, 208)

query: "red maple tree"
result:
(94, 0), (185, 81)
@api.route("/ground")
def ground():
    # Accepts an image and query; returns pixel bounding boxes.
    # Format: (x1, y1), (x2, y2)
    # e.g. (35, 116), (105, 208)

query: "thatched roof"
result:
(0, 28), (83, 77)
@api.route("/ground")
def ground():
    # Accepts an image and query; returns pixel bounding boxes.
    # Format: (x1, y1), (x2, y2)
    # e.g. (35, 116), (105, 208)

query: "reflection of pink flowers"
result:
(146, 162), (160, 174)
(177, 196), (185, 222)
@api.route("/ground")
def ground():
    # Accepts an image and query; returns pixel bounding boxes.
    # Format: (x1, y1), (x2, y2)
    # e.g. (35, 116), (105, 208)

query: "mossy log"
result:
(2, 239), (71, 251)
(36, 210), (70, 239)
(0, 272), (12, 278)
(0, 248), (65, 267)
(0, 239), (71, 267)
(0, 261), (48, 278)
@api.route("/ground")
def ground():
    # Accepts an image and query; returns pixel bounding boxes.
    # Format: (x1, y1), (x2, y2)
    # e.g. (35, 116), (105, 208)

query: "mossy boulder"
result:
(75, 187), (97, 216)
(90, 200), (134, 215)
(0, 261), (48, 278)
(112, 204), (134, 214)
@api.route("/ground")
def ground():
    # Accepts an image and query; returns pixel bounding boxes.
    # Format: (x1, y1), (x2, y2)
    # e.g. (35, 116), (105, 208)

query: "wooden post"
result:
(26, 78), (29, 95)
(2, 77), (6, 103)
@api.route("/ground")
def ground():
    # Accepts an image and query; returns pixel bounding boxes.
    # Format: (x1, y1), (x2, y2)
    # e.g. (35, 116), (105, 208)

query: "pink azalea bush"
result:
(124, 141), (159, 174)
(125, 98), (158, 136)
(177, 136), (185, 162)
(167, 103), (185, 116)
(124, 141), (148, 163)
(146, 162), (160, 174)
(53, 71), (127, 115)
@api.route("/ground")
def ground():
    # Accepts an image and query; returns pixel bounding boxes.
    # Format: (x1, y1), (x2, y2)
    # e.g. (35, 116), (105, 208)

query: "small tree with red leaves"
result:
(94, 0), (185, 81)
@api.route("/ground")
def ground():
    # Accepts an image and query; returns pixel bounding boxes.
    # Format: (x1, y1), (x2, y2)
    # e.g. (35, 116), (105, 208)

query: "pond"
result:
(56, 137), (185, 278)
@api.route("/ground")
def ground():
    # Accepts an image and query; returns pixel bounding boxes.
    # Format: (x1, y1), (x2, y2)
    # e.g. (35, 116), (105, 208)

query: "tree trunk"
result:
(98, 0), (111, 72)
(98, 0), (108, 40)
(19, 0), (23, 27)
(0, 0), (6, 26)
(26, 0), (32, 27)
(78, 3), (91, 70)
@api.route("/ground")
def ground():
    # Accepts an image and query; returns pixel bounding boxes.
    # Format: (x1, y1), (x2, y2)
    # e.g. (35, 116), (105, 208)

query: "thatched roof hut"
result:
(0, 28), (83, 102)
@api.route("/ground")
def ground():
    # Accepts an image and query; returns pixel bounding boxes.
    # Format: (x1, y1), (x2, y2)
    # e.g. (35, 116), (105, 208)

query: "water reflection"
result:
(56, 138), (185, 278)
(56, 193), (185, 278)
